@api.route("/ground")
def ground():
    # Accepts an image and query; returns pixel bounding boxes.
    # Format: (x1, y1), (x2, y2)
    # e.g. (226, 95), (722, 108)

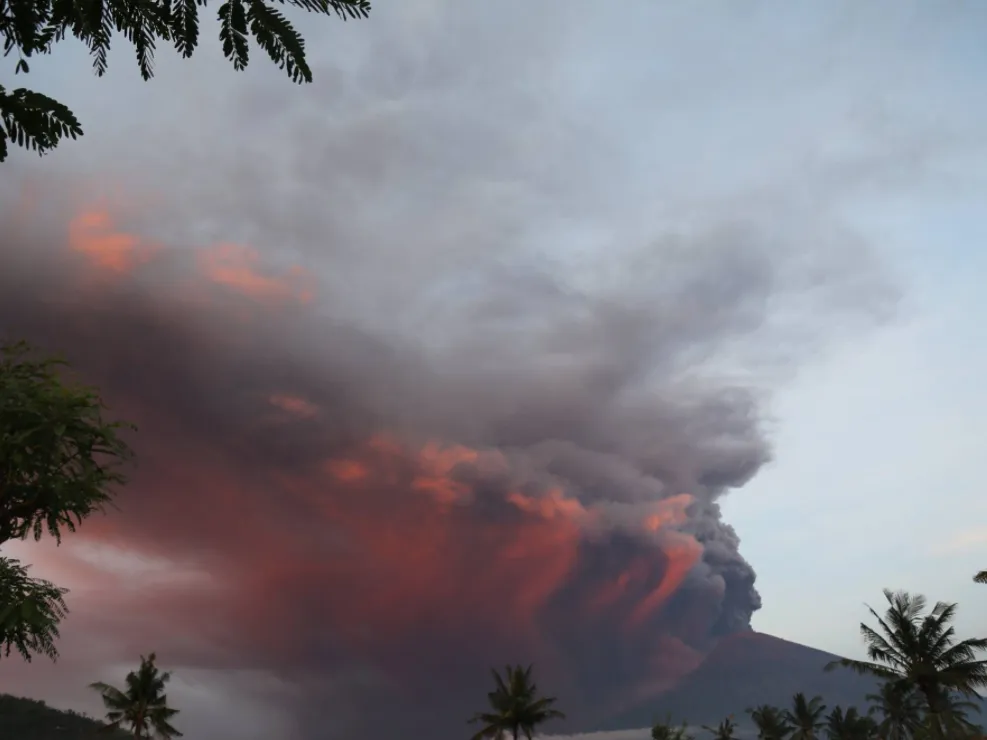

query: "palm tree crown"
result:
(701, 716), (737, 740)
(90, 653), (182, 739)
(824, 706), (877, 740)
(747, 704), (791, 740)
(824, 589), (987, 719)
(865, 681), (924, 740)
(468, 664), (565, 740)
(975, 570), (987, 585)
(785, 693), (827, 740)
(927, 690), (984, 738)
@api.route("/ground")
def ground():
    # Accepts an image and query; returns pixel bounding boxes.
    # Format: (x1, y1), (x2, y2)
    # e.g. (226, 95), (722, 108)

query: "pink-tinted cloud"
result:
(0, 190), (772, 740)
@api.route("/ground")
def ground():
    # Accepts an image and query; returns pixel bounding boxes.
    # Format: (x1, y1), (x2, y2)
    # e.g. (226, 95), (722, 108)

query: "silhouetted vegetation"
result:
(0, 694), (130, 739)
(701, 716), (738, 739)
(636, 584), (986, 740)
(90, 653), (182, 738)
(785, 693), (826, 740)
(825, 589), (987, 738)
(652, 714), (695, 740)
(748, 704), (791, 739)
(0, 341), (134, 664)
(0, 0), (370, 160)
(468, 664), (565, 740)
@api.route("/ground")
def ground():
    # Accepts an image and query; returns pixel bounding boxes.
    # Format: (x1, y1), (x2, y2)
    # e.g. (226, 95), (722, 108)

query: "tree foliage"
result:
(700, 716), (737, 740)
(0, 557), (66, 661)
(90, 653), (182, 738)
(824, 706), (877, 740)
(650, 714), (693, 740)
(784, 693), (826, 740)
(925, 690), (983, 738)
(0, 341), (134, 546)
(0, 694), (132, 739)
(975, 570), (987, 585)
(747, 704), (791, 740)
(0, 341), (134, 663)
(0, 0), (371, 160)
(865, 681), (924, 740)
(825, 589), (987, 726)
(468, 664), (565, 740)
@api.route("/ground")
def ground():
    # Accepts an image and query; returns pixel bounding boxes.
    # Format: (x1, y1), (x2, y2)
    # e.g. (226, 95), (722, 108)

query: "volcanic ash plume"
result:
(0, 181), (884, 739)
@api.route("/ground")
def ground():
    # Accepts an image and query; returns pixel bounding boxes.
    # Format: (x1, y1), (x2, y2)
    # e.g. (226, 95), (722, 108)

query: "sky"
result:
(2, 1), (987, 739)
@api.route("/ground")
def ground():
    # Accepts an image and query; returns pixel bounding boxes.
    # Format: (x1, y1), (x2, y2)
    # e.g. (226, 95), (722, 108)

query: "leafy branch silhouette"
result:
(0, 0), (370, 160)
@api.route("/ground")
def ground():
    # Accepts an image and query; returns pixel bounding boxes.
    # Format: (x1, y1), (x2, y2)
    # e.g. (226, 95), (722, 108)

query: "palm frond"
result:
(831, 587), (987, 726)
(467, 663), (564, 740)
(91, 654), (182, 737)
(824, 657), (898, 680)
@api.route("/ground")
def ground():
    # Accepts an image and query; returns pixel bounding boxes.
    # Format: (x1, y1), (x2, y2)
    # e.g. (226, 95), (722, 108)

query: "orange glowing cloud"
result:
(642, 492), (694, 532)
(269, 394), (320, 419)
(199, 243), (315, 304)
(587, 557), (652, 614)
(63, 200), (317, 311)
(412, 442), (482, 504)
(327, 459), (368, 482)
(302, 437), (707, 643)
(283, 437), (588, 637)
(68, 208), (159, 274)
(507, 487), (590, 523)
(627, 530), (704, 628)
(324, 499), (582, 638)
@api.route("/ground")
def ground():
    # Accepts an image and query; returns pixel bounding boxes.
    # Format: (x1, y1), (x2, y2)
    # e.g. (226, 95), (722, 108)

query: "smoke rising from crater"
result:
(0, 6), (911, 738)
(0, 177), (887, 738)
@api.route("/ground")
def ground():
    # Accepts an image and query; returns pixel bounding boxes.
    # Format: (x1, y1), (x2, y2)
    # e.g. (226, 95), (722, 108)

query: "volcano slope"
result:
(595, 631), (881, 732)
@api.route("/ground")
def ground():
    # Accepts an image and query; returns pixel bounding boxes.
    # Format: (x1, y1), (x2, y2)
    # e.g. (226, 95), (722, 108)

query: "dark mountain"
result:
(596, 631), (881, 731)
(0, 694), (130, 740)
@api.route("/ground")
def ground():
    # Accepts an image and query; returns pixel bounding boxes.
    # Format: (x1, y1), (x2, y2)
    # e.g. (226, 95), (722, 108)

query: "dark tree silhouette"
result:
(975, 570), (986, 585)
(0, 0), (370, 160)
(928, 691), (984, 738)
(468, 664), (565, 740)
(701, 716), (737, 740)
(824, 706), (876, 740)
(747, 704), (790, 740)
(651, 715), (693, 740)
(0, 341), (133, 663)
(785, 693), (826, 740)
(0, 558), (66, 662)
(90, 653), (182, 738)
(825, 588), (987, 733)
(865, 681), (924, 740)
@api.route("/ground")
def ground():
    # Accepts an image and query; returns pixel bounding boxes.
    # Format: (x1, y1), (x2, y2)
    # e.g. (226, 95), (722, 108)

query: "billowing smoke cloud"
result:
(0, 3), (918, 736)
(0, 175), (887, 739)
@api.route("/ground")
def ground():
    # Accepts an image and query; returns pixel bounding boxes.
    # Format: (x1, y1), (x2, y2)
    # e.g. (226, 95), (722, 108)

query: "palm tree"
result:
(824, 706), (877, 740)
(90, 653), (182, 738)
(468, 664), (565, 740)
(651, 715), (693, 740)
(785, 693), (826, 740)
(701, 716), (737, 739)
(825, 589), (987, 722)
(747, 704), (791, 740)
(975, 571), (987, 585)
(866, 681), (924, 740)
(921, 690), (984, 739)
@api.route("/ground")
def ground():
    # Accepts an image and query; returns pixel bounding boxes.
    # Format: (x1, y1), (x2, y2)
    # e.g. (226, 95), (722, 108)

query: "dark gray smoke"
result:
(0, 173), (888, 739)
(0, 5), (911, 738)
